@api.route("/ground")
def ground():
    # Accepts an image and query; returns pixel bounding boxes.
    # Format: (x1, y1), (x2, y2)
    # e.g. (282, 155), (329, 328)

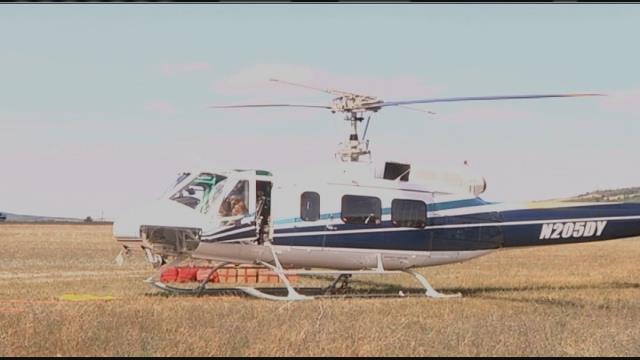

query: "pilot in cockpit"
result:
(230, 196), (248, 216)
(218, 195), (248, 218)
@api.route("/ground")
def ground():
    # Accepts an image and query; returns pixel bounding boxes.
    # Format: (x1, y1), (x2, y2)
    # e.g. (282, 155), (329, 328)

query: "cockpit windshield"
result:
(159, 172), (192, 199)
(174, 172), (191, 188)
(169, 173), (227, 212)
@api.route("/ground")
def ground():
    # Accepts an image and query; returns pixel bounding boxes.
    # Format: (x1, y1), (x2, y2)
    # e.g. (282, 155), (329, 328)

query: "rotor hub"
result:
(331, 95), (382, 113)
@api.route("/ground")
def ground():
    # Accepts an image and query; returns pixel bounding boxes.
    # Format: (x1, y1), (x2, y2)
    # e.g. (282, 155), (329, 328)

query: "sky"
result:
(1, 4), (640, 219)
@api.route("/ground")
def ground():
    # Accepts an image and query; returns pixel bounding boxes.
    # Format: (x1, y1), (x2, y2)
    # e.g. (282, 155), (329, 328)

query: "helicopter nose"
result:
(113, 199), (208, 244)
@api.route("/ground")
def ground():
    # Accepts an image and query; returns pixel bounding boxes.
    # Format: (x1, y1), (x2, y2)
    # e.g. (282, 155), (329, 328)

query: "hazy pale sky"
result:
(1, 4), (640, 219)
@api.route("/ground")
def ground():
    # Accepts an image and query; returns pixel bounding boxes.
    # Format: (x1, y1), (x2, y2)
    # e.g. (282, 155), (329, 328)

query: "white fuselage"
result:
(127, 162), (498, 270)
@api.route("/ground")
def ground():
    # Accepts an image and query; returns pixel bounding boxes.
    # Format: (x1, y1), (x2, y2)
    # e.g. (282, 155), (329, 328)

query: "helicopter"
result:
(113, 79), (640, 300)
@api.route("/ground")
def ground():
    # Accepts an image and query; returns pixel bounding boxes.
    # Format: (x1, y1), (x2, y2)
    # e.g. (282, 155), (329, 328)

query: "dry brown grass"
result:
(1, 223), (640, 356)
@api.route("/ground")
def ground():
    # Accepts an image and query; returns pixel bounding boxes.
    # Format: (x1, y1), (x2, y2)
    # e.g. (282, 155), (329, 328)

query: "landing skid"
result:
(403, 269), (461, 298)
(146, 244), (460, 300)
(147, 268), (461, 300)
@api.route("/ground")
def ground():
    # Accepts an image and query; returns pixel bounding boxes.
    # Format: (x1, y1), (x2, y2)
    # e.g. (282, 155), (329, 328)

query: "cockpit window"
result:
(170, 173), (226, 211)
(218, 180), (249, 218)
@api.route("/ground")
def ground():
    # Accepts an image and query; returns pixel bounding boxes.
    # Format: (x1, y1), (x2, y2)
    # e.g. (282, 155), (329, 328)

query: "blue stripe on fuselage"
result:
(272, 224), (502, 251)
(203, 202), (640, 251)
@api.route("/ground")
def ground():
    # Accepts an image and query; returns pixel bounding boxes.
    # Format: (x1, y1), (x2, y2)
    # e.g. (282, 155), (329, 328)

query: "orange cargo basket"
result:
(196, 268), (220, 283)
(176, 266), (199, 283)
(160, 266), (178, 283)
(159, 265), (298, 284)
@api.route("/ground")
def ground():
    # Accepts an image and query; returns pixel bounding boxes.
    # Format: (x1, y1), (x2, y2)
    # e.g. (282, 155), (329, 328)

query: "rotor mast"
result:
(336, 111), (372, 162)
(325, 90), (382, 163)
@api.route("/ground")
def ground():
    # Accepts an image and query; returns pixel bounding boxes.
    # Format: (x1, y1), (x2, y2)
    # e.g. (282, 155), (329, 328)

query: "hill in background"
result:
(0, 211), (88, 223)
(564, 186), (640, 203)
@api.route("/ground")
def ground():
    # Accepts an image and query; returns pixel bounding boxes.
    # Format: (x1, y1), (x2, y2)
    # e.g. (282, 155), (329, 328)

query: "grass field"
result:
(1, 224), (640, 356)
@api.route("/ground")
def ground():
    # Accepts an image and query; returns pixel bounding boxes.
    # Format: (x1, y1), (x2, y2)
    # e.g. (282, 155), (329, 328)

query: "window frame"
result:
(341, 195), (382, 225)
(391, 199), (427, 228)
(300, 191), (321, 222)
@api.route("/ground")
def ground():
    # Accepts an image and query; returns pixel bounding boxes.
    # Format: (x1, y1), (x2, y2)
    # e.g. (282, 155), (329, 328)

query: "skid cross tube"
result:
(196, 262), (230, 297)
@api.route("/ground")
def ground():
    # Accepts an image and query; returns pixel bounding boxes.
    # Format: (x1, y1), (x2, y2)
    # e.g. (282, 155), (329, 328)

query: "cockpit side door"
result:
(256, 179), (273, 243)
(213, 171), (257, 228)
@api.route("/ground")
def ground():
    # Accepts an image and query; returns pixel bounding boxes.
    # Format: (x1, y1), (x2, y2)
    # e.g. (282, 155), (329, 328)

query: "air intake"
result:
(383, 162), (411, 181)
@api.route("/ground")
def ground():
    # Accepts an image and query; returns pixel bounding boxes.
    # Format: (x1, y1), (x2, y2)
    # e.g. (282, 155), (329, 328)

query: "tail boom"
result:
(499, 203), (640, 248)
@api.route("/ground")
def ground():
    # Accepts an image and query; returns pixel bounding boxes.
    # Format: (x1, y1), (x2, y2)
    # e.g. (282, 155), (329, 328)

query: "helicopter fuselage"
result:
(113, 163), (640, 272)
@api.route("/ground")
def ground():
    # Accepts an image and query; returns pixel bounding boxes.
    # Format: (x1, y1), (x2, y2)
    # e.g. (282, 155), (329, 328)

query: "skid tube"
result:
(148, 266), (461, 300)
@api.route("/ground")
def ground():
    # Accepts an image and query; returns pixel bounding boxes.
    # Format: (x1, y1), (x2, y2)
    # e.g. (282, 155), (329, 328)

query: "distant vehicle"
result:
(0, 213), (6, 222)
(112, 79), (640, 301)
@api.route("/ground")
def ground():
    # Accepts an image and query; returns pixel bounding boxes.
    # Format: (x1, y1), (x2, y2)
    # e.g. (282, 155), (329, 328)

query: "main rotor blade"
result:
(397, 105), (437, 115)
(209, 104), (331, 109)
(366, 93), (605, 110)
(269, 78), (367, 98)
